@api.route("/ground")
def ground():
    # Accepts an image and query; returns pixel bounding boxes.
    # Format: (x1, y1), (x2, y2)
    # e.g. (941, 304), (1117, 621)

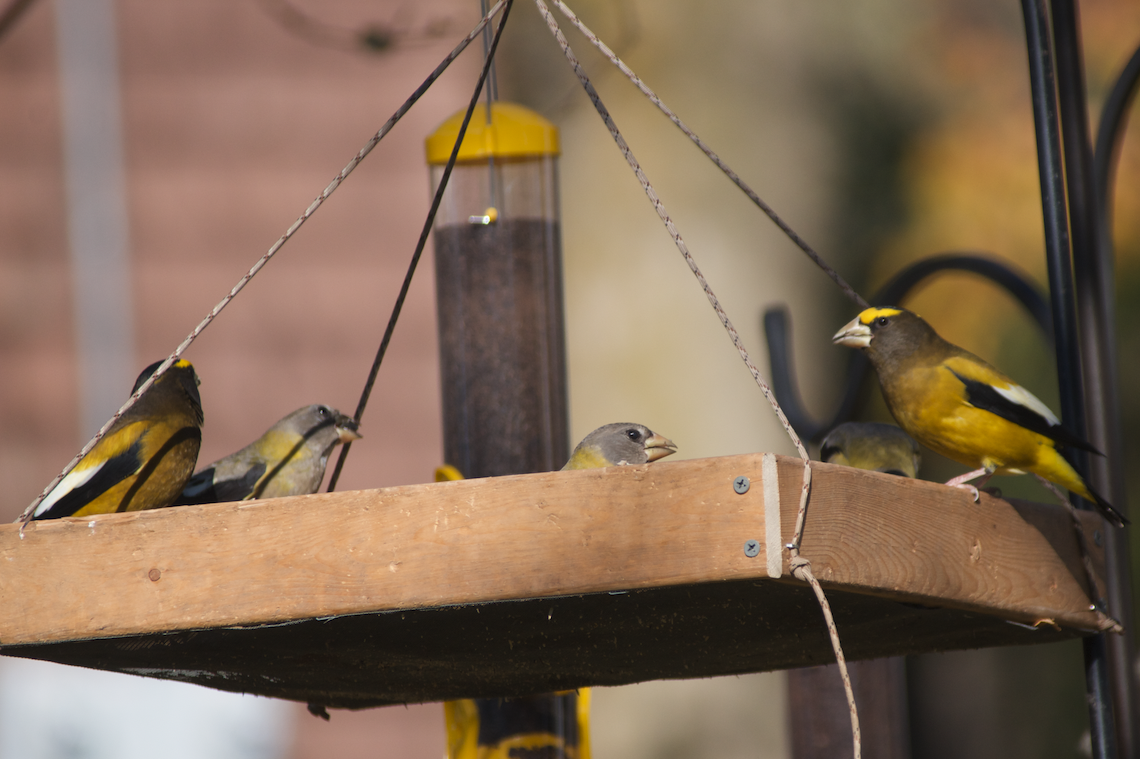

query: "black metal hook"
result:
(763, 253), (1051, 443)
(1093, 43), (1140, 228)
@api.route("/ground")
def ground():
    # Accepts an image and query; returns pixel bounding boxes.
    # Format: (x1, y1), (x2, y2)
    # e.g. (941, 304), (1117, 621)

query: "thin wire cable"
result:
(548, 0), (868, 311)
(326, 0), (515, 492)
(0, 0), (37, 43)
(532, 2), (857, 755)
(532, 0), (808, 464)
(17, 1), (506, 530)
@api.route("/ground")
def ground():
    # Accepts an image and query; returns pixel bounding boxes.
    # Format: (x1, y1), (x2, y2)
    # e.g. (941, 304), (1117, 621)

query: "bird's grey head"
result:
(578, 422), (676, 466)
(280, 405), (361, 457)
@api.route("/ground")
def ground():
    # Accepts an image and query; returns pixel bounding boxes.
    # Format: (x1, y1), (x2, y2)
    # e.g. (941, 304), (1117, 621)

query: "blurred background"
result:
(1, 0), (1139, 757)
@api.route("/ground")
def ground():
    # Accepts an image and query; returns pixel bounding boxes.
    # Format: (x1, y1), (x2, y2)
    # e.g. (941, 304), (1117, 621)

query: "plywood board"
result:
(0, 453), (1110, 707)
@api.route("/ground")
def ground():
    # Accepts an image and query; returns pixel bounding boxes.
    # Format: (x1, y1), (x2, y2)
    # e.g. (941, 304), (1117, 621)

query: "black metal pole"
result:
(1020, 1), (1117, 757)
(1052, 2), (1139, 757)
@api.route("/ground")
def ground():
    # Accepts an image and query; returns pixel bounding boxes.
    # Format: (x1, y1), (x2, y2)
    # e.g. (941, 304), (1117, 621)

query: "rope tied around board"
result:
(532, 1), (859, 756)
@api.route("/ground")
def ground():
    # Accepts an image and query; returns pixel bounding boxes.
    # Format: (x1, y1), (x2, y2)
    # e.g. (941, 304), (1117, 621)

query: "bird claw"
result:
(950, 482), (981, 503)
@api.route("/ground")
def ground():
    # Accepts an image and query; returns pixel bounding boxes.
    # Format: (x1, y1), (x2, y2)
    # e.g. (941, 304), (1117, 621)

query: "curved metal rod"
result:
(763, 308), (867, 442)
(763, 253), (1051, 443)
(1093, 43), (1140, 218)
(872, 254), (1053, 336)
(1086, 39), (1140, 756)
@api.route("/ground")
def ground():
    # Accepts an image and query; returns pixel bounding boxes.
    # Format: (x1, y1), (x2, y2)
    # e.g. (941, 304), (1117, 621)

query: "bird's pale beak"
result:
(832, 317), (873, 348)
(335, 415), (362, 443)
(644, 434), (677, 462)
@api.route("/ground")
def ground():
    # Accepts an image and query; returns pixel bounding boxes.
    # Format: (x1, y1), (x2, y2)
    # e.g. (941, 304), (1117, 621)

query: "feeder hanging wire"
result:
(326, 0), (516, 491)
(549, 0), (868, 310)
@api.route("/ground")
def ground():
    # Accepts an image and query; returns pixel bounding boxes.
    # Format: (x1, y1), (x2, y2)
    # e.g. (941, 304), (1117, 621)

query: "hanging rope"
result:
(548, 0), (868, 311)
(17, 0), (507, 530)
(531, 2), (859, 755)
(325, 0), (515, 492)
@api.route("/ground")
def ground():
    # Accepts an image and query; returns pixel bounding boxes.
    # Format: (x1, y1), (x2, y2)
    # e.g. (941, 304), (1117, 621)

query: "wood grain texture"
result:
(0, 453), (1108, 643)
(0, 452), (1112, 705)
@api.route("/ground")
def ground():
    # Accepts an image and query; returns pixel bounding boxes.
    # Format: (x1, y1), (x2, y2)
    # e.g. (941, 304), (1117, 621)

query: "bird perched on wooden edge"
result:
(176, 404), (360, 505)
(430, 422), (673, 758)
(833, 306), (1126, 527)
(30, 359), (204, 520)
(820, 421), (921, 479)
(561, 422), (676, 470)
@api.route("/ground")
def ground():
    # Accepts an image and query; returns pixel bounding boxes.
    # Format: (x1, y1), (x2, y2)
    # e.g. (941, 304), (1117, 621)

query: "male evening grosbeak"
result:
(833, 306), (1126, 527)
(176, 404), (360, 504)
(31, 359), (203, 520)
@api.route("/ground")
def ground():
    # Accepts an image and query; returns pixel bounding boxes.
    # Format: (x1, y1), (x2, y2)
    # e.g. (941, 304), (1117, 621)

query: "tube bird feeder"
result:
(425, 102), (567, 478)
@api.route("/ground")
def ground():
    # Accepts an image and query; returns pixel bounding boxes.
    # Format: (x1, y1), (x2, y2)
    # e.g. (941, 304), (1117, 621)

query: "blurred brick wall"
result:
(0, 1), (473, 756)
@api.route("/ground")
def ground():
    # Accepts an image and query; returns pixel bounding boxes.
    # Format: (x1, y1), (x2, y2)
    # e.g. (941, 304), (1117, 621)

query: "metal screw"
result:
(733, 476), (750, 494)
(744, 539), (760, 557)
(1094, 530), (1103, 547)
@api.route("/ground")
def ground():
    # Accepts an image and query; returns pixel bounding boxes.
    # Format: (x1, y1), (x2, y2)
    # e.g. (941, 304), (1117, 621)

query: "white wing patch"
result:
(179, 471), (213, 501)
(33, 461), (104, 518)
(992, 381), (1060, 426)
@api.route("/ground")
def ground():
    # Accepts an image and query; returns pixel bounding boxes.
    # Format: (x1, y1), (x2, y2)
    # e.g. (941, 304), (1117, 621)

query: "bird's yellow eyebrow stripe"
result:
(859, 307), (903, 323)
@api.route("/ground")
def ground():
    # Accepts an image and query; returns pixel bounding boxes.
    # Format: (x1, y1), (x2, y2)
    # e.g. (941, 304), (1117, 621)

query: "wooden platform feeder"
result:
(0, 452), (1107, 710)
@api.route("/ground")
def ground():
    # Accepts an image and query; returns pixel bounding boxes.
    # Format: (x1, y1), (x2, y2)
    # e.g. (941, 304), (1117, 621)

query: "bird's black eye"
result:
(626, 428), (641, 441)
(318, 407), (329, 417)
(876, 316), (889, 327)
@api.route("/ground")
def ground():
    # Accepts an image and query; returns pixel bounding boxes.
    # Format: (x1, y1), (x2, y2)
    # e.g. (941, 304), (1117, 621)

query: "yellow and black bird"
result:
(833, 306), (1127, 527)
(31, 359), (204, 520)
(561, 422), (676, 470)
(819, 421), (920, 479)
(176, 404), (361, 505)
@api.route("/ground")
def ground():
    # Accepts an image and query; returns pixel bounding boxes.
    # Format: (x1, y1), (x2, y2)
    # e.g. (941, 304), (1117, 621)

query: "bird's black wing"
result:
(175, 462), (267, 505)
(947, 368), (1101, 454)
(35, 439), (144, 520)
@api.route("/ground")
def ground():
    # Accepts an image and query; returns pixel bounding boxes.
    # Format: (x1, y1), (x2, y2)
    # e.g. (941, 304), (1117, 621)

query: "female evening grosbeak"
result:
(176, 404), (361, 504)
(434, 422), (674, 759)
(561, 423), (676, 470)
(833, 306), (1126, 527)
(820, 421), (920, 479)
(31, 359), (204, 520)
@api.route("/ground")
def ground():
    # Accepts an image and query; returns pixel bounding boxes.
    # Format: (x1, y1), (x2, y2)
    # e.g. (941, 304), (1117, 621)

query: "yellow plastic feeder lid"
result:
(425, 102), (560, 164)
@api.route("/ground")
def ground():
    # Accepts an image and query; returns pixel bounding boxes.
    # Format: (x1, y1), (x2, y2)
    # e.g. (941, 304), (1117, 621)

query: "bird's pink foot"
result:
(945, 467), (993, 503)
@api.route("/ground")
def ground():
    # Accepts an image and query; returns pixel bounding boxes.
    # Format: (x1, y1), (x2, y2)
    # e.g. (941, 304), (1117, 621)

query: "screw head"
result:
(744, 539), (760, 557)
(733, 476), (750, 494)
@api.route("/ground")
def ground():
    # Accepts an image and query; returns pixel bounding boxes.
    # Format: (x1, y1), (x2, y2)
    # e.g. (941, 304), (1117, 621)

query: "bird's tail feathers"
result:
(1085, 484), (1129, 528)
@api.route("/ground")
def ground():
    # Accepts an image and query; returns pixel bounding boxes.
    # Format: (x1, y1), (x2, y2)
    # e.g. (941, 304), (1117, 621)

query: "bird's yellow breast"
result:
(562, 446), (613, 471)
(881, 364), (1044, 474)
